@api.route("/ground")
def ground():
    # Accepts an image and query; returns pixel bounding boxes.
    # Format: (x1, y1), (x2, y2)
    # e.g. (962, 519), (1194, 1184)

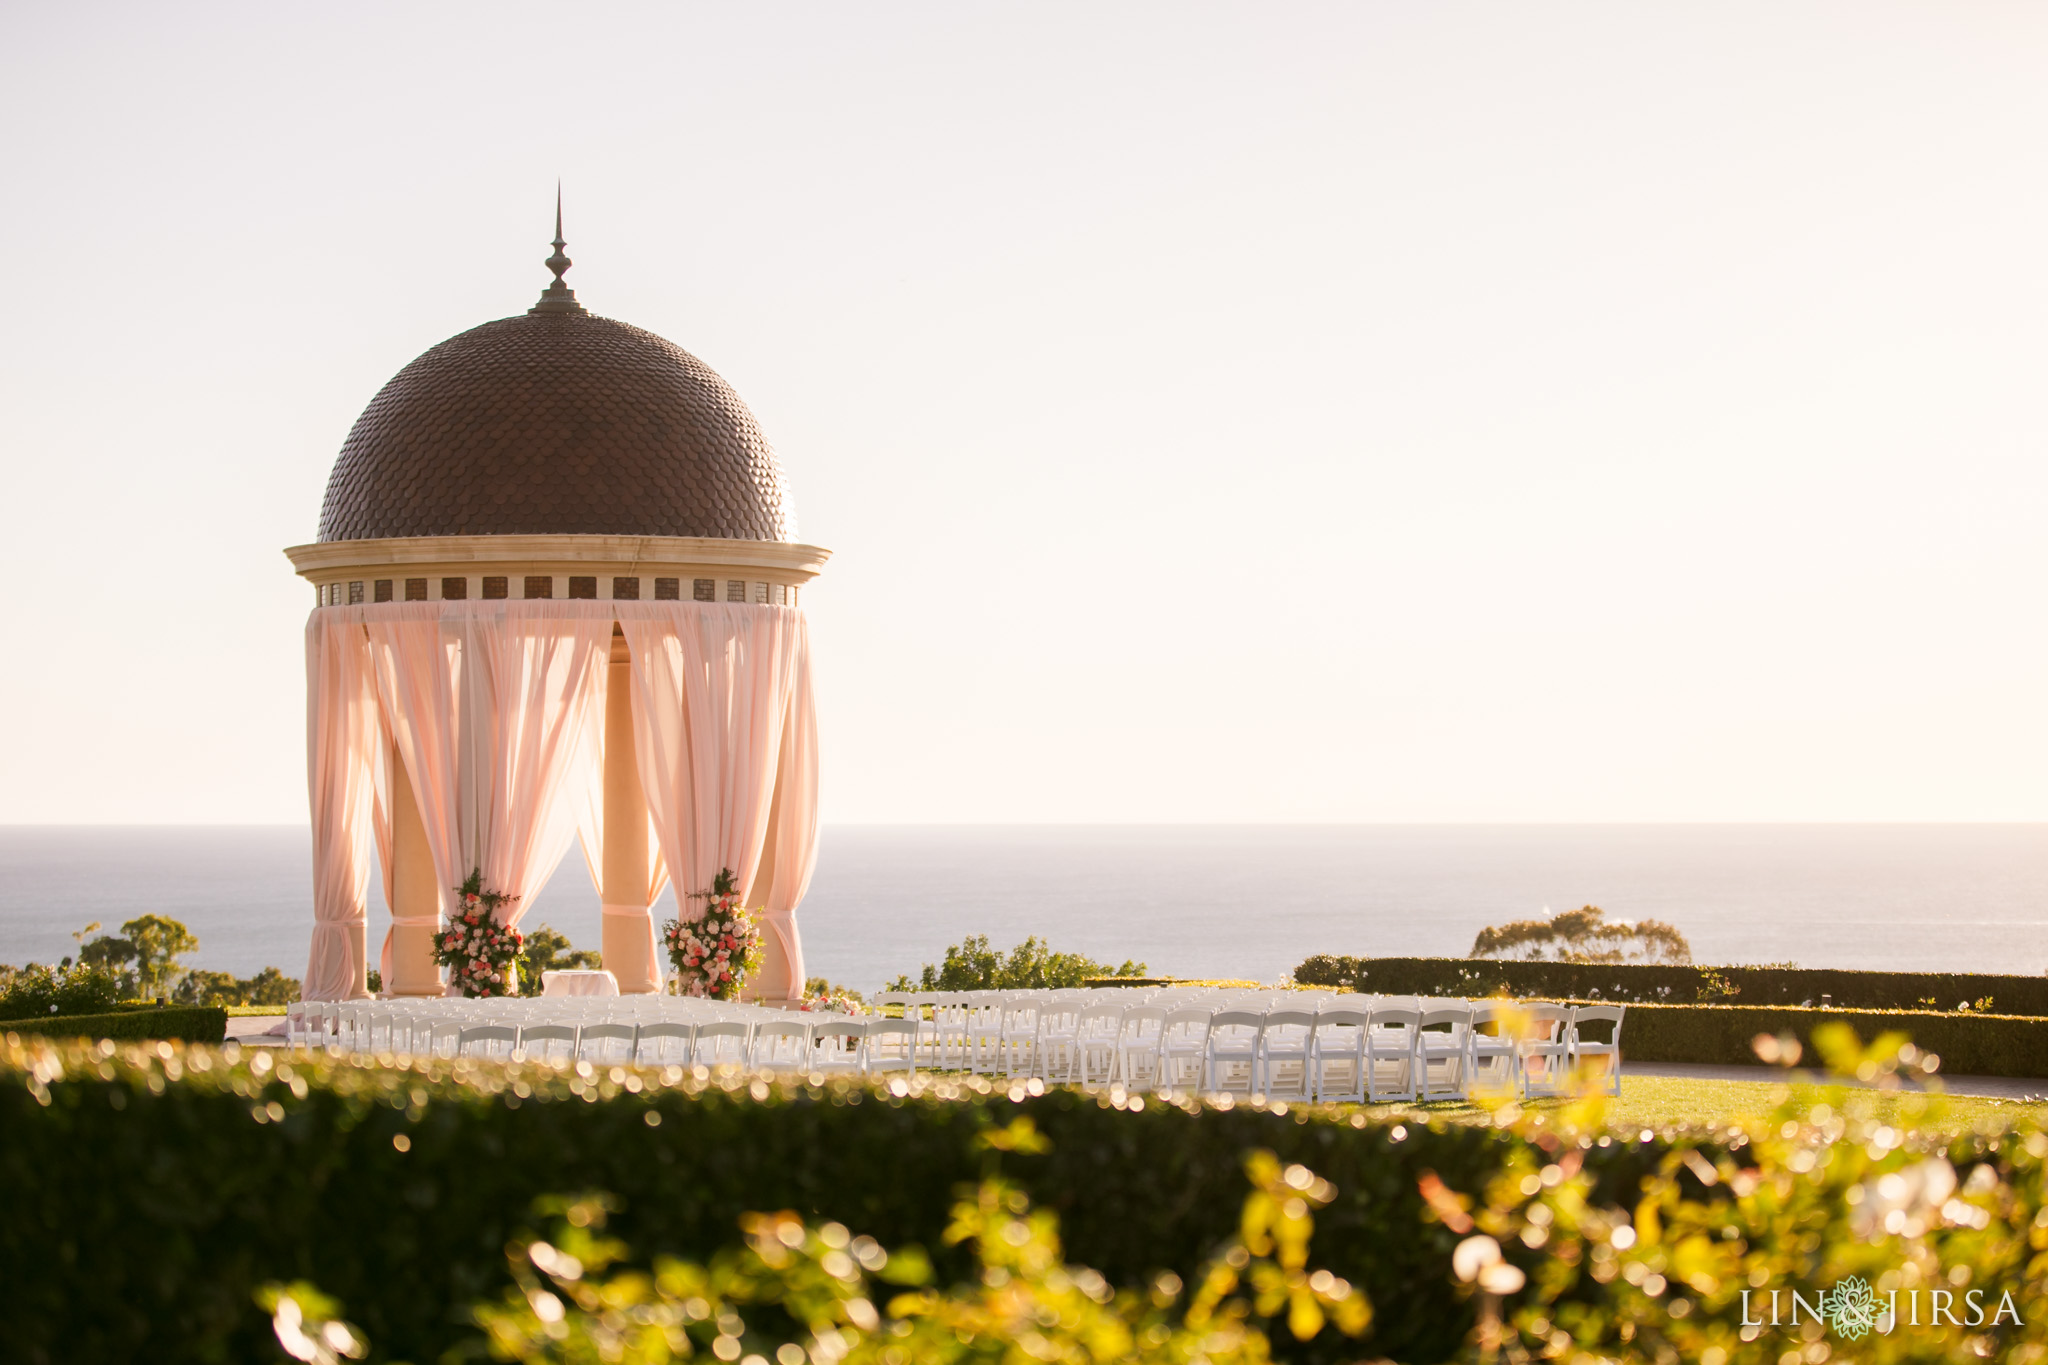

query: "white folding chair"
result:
(633, 1020), (696, 1066)
(811, 1019), (868, 1074)
(1309, 1008), (1368, 1104)
(427, 1019), (463, 1060)
(1466, 1003), (1519, 1093)
(1569, 1005), (1625, 1096)
(1256, 1009), (1316, 1101)
(864, 1017), (920, 1075)
(1202, 1010), (1264, 1096)
(1363, 1006), (1419, 1102)
(1112, 1006), (1168, 1091)
(693, 1019), (752, 1069)
(964, 997), (1009, 1074)
(457, 1023), (519, 1059)
(1035, 1000), (1084, 1085)
(1517, 1004), (1574, 1098)
(1159, 1008), (1212, 1092)
(1416, 1005), (1471, 1102)
(750, 1019), (813, 1071)
(579, 1022), (637, 1065)
(999, 997), (1041, 1078)
(517, 1022), (579, 1064)
(929, 997), (973, 1071)
(1075, 1005), (1126, 1088)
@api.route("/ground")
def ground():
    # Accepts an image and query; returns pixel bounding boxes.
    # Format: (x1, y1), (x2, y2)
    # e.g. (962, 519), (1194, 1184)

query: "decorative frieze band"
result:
(315, 576), (799, 608)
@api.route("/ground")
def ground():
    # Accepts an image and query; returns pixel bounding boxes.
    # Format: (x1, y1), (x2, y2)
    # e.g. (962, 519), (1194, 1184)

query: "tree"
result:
(172, 970), (240, 1007)
(171, 965), (302, 1007)
(122, 914), (199, 997)
(239, 967), (300, 1006)
(518, 923), (601, 984)
(1468, 904), (1691, 964)
(71, 922), (140, 996)
(887, 934), (1148, 992)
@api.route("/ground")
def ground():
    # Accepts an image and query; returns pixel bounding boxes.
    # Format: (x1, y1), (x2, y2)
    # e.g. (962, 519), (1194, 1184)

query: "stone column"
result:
(387, 741), (445, 996)
(601, 629), (661, 993)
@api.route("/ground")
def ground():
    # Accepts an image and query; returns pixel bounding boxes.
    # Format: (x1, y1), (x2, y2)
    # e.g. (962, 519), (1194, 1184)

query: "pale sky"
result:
(2, 3), (2043, 824)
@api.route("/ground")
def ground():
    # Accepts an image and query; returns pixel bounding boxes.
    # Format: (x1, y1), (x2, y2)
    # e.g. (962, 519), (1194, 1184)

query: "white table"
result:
(540, 969), (620, 997)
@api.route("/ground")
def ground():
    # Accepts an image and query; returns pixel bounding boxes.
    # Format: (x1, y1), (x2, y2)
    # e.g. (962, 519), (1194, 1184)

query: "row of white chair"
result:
(866, 996), (1625, 1101)
(289, 999), (923, 1076)
(288, 994), (1625, 1102)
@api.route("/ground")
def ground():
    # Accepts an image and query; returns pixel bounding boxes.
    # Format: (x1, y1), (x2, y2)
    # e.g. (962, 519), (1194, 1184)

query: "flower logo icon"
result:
(1820, 1276), (1880, 1340)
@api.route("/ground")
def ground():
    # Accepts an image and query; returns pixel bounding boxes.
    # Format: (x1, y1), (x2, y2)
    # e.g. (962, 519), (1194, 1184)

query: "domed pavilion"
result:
(285, 209), (829, 1002)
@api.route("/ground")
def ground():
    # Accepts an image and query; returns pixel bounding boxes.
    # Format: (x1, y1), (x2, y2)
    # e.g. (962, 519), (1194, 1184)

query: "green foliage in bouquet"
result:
(888, 934), (1148, 993)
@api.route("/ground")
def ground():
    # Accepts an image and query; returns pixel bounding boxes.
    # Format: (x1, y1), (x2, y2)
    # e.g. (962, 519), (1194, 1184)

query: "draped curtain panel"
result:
(304, 599), (818, 999)
(468, 603), (613, 929)
(618, 602), (818, 998)
(302, 615), (387, 1001)
(362, 604), (474, 935)
(758, 626), (820, 990)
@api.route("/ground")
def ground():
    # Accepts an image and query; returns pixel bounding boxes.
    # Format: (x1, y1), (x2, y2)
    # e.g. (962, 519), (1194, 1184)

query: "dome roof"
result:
(317, 309), (795, 542)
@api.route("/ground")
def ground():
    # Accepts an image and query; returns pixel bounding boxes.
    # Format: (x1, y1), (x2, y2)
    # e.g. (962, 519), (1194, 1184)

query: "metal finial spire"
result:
(531, 181), (587, 315)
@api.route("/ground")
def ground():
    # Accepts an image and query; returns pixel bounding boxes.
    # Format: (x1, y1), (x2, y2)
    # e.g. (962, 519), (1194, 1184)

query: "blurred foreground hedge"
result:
(0, 1036), (1655, 1365)
(10, 1033), (2048, 1365)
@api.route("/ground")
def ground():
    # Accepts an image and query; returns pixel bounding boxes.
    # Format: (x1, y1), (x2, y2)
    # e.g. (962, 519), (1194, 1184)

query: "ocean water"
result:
(0, 824), (2043, 992)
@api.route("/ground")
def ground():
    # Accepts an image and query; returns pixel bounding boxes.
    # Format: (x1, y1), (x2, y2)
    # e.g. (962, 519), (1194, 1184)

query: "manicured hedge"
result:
(1295, 954), (2048, 1016)
(0, 1006), (226, 1044)
(0, 1039), (1669, 1365)
(1618, 1002), (2048, 1079)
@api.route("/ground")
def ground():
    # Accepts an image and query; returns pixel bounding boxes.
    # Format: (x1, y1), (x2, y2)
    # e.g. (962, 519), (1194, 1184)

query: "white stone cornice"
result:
(283, 534), (832, 580)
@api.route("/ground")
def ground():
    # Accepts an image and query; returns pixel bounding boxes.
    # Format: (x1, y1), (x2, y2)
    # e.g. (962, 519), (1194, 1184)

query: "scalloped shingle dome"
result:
(317, 310), (795, 542)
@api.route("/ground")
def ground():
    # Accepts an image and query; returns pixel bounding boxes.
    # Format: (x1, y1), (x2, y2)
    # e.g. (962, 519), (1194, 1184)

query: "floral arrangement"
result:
(662, 867), (763, 1000)
(799, 982), (867, 1016)
(432, 870), (525, 998)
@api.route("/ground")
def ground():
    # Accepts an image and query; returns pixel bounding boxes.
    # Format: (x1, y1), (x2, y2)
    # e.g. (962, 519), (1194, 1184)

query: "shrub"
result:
(887, 934), (1148, 992)
(308, 1137), (1367, 1364)
(0, 964), (122, 1020)
(1443, 1023), (2048, 1363)
(1617, 1002), (2048, 1078)
(0, 1006), (225, 1044)
(0, 1038), (1668, 1364)
(1468, 905), (1692, 963)
(1293, 954), (2048, 1016)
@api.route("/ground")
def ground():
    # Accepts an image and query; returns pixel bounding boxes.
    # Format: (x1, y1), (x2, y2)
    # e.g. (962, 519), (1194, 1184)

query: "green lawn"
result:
(1352, 1073), (2048, 1139)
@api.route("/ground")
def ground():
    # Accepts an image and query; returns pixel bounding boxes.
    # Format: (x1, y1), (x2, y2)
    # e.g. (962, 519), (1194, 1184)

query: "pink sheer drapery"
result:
(303, 614), (386, 1001)
(468, 604), (613, 929)
(360, 602), (610, 988)
(304, 599), (818, 1000)
(618, 602), (814, 998)
(362, 604), (472, 938)
(756, 627), (820, 991)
